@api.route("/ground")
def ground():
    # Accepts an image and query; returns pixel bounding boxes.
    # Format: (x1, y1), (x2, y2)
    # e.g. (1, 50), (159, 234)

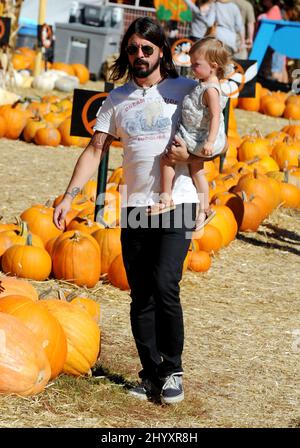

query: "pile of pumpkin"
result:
(237, 82), (300, 120)
(10, 46), (90, 91)
(0, 95), (91, 147)
(0, 275), (101, 396)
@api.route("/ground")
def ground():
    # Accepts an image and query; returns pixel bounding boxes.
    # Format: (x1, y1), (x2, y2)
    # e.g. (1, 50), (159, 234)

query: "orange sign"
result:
(81, 92), (108, 136)
(171, 38), (194, 67)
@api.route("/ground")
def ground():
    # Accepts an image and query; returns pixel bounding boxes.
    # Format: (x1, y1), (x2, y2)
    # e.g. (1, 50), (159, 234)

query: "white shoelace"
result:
(162, 374), (182, 391)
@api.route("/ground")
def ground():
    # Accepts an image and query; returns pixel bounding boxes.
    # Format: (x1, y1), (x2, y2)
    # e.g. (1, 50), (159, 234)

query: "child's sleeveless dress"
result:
(176, 81), (228, 157)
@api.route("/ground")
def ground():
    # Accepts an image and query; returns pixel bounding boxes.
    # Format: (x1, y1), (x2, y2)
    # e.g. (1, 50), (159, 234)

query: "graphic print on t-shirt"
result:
(124, 99), (171, 137)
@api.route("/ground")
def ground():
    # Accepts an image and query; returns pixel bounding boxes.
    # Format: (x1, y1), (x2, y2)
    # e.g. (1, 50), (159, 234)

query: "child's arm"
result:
(202, 87), (220, 155)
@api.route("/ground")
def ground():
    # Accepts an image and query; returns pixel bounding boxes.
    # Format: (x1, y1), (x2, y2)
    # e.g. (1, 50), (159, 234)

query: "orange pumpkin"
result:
(68, 293), (101, 325)
(0, 296), (67, 379)
(21, 203), (63, 245)
(92, 227), (122, 274)
(34, 126), (61, 146)
(0, 276), (38, 301)
(40, 299), (100, 376)
(51, 62), (75, 76)
(52, 231), (101, 288)
(23, 118), (47, 143)
(194, 224), (222, 254)
(71, 63), (90, 84)
(108, 254), (130, 290)
(1, 235), (52, 281)
(0, 312), (51, 396)
(2, 107), (28, 139)
(58, 117), (81, 146)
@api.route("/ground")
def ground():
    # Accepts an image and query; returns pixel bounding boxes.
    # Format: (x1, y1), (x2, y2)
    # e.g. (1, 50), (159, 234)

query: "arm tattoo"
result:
(65, 187), (80, 199)
(90, 132), (114, 153)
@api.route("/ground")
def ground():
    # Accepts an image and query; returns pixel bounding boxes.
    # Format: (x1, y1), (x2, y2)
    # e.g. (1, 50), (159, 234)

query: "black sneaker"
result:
(160, 373), (184, 404)
(128, 378), (161, 401)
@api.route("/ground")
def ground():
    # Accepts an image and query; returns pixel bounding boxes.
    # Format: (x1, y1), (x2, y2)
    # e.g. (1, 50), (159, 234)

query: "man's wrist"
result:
(64, 187), (80, 200)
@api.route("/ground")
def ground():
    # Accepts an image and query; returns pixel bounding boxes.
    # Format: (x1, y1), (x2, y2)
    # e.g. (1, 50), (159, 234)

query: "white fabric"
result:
(94, 76), (199, 207)
(177, 81), (228, 157)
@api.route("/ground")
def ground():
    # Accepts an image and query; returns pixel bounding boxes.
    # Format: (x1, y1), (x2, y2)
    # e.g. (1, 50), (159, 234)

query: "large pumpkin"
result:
(21, 203), (63, 245)
(92, 227), (122, 274)
(40, 299), (100, 376)
(0, 312), (51, 395)
(52, 231), (101, 287)
(0, 295), (67, 379)
(107, 254), (130, 291)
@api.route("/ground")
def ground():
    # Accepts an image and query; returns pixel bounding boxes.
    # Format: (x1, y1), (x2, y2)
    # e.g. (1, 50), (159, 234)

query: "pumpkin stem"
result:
(26, 233), (33, 246)
(70, 231), (81, 242)
(19, 220), (29, 237)
(247, 156), (260, 165)
(241, 191), (248, 202)
(44, 199), (53, 208)
(283, 162), (289, 184)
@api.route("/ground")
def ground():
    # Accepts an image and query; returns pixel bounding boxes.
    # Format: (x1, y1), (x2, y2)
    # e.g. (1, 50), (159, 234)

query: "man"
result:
(53, 17), (198, 404)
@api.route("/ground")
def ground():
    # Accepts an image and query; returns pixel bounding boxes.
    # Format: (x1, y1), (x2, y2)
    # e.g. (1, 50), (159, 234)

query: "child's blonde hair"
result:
(189, 37), (231, 79)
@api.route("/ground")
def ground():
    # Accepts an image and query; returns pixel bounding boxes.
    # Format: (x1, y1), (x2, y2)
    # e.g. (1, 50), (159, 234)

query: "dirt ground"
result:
(0, 106), (300, 428)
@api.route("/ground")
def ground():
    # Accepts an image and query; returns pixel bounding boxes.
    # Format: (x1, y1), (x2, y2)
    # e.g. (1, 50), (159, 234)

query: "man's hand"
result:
(163, 135), (190, 164)
(53, 196), (72, 230)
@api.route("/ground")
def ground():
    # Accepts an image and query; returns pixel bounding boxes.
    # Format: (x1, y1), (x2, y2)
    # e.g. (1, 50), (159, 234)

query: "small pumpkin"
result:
(2, 234), (52, 281)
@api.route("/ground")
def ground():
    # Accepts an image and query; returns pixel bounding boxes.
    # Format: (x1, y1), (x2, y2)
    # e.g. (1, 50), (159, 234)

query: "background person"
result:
(183, 0), (216, 41)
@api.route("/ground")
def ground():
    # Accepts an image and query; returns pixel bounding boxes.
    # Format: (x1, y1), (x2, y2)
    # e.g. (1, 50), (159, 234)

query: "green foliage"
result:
(156, 5), (172, 21)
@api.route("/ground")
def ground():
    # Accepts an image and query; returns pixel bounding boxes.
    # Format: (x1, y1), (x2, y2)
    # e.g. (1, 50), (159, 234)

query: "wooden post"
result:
(220, 98), (230, 173)
(33, 0), (47, 77)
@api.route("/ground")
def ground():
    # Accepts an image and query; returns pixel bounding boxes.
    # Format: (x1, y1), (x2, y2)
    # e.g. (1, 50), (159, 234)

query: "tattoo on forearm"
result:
(65, 187), (80, 199)
(90, 132), (114, 152)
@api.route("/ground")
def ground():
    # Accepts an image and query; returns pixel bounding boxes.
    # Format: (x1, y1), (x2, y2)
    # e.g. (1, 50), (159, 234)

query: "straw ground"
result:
(0, 107), (299, 428)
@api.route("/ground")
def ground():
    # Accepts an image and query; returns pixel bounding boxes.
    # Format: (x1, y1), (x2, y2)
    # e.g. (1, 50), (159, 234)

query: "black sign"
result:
(0, 17), (11, 46)
(70, 83), (114, 138)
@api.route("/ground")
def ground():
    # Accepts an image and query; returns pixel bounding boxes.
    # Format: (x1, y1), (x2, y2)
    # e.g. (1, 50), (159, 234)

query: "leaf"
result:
(156, 5), (173, 21)
(179, 10), (193, 22)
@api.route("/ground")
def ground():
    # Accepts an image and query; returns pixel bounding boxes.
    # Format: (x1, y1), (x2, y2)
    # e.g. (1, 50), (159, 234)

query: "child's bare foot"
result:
(146, 198), (176, 216)
(194, 207), (216, 232)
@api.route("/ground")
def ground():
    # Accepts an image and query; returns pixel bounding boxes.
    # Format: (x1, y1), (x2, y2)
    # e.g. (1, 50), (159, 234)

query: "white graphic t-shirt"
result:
(94, 76), (198, 207)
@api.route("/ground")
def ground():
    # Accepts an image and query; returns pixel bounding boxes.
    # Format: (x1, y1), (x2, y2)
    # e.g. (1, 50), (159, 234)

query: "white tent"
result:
(19, 0), (107, 25)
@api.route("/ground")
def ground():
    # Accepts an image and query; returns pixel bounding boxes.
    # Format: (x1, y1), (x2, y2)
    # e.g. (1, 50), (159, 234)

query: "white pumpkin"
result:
(32, 75), (56, 91)
(54, 76), (79, 92)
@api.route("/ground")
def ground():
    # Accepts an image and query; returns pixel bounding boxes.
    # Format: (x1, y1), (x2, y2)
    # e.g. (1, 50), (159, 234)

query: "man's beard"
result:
(130, 56), (160, 78)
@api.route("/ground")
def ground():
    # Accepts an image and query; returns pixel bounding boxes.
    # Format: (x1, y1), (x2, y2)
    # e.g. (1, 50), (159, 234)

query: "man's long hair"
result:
(110, 17), (178, 82)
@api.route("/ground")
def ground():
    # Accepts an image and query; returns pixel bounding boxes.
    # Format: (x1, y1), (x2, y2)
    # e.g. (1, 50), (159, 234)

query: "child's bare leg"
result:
(189, 161), (215, 230)
(147, 154), (176, 214)
(160, 155), (176, 204)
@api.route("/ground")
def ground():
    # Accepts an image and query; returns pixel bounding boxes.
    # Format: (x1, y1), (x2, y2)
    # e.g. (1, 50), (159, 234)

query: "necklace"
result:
(135, 76), (164, 97)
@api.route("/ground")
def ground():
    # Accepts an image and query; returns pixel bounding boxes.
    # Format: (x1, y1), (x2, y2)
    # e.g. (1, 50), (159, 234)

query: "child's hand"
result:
(202, 141), (214, 156)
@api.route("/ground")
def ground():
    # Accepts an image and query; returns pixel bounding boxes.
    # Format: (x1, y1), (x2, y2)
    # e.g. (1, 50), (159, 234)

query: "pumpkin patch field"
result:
(0, 80), (299, 428)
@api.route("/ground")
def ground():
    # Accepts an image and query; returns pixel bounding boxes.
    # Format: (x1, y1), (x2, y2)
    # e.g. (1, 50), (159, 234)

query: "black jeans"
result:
(121, 203), (196, 384)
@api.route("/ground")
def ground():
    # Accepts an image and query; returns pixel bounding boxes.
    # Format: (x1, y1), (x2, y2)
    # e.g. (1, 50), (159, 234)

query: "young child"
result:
(147, 37), (230, 231)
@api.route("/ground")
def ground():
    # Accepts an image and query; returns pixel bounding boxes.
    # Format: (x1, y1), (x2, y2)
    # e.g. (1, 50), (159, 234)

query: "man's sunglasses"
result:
(125, 44), (155, 56)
